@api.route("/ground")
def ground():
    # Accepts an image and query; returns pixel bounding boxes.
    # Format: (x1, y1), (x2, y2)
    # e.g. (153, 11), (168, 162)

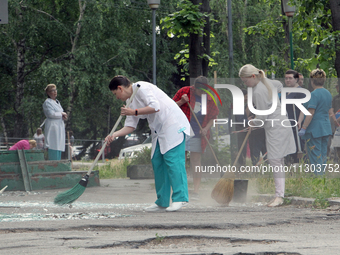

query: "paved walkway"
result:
(1, 178), (340, 254)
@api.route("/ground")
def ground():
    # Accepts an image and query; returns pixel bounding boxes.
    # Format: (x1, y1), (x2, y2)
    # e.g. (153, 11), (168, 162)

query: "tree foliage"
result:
(1, 0), (340, 156)
(242, 0), (339, 77)
(161, 0), (208, 38)
(0, 0), (180, 143)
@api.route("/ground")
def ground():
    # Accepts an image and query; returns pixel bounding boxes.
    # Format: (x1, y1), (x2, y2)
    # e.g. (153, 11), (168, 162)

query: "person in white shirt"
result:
(33, 128), (45, 150)
(42, 84), (67, 160)
(105, 76), (191, 212)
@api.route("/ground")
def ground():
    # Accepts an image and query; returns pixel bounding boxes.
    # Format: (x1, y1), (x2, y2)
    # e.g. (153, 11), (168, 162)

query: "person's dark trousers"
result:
(249, 128), (267, 166)
(286, 126), (305, 165)
(237, 131), (247, 166)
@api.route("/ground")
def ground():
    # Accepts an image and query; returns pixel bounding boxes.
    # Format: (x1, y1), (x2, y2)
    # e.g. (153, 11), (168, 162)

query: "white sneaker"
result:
(165, 202), (188, 212)
(144, 204), (166, 212)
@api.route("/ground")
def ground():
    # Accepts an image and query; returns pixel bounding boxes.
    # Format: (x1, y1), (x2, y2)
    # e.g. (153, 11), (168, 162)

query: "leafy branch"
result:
(160, 0), (209, 38)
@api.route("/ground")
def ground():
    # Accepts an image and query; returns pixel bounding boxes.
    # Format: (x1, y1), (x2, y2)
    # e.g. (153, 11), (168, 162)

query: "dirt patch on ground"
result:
(91, 235), (279, 250)
(142, 235), (277, 250)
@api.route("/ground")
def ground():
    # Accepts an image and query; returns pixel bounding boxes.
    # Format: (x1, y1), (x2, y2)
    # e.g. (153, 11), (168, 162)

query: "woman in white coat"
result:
(43, 84), (68, 160)
(239, 64), (296, 207)
(105, 76), (191, 212)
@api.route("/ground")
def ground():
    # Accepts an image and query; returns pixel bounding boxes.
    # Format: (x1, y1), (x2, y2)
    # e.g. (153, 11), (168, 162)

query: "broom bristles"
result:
(211, 178), (234, 205)
(54, 175), (89, 205)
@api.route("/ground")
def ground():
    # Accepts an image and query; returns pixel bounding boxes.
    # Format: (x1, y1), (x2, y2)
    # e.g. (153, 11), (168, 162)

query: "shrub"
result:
(99, 158), (130, 179)
(130, 147), (152, 165)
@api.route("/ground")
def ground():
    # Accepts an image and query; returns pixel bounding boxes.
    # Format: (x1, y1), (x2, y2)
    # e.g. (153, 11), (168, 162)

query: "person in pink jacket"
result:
(9, 140), (37, 150)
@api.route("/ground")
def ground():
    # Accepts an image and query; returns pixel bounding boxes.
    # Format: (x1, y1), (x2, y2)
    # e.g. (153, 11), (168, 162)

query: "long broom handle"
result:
(86, 84), (141, 176)
(232, 127), (252, 166)
(67, 131), (73, 169)
(220, 123), (252, 179)
(187, 102), (220, 166)
(292, 105), (302, 153)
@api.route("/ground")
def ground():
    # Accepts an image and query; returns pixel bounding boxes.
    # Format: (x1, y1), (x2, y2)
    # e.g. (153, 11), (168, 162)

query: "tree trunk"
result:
(330, 0), (340, 78)
(201, 0), (210, 77)
(239, 0), (248, 63)
(65, 0), (86, 131)
(13, 7), (28, 138)
(189, 32), (202, 82)
(12, 4), (48, 138)
(189, 0), (202, 85)
(0, 114), (9, 149)
(280, 1), (289, 65)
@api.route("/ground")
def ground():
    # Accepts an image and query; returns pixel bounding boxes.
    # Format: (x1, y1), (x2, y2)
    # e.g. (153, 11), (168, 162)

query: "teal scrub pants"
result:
(306, 136), (329, 175)
(48, 149), (62, 160)
(151, 136), (189, 207)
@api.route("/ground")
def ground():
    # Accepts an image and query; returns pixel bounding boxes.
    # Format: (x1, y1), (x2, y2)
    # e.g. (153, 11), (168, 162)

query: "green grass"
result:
(98, 158), (131, 179)
(96, 147), (340, 203)
(243, 153), (340, 202)
(94, 147), (152, 179)
(256, 171), (340, 199)
(312, 195), (330, 209)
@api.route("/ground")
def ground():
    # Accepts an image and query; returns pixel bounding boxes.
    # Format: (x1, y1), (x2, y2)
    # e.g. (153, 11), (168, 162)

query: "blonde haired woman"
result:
(42, 84), (67, 160)
(239, 64), (295, 207)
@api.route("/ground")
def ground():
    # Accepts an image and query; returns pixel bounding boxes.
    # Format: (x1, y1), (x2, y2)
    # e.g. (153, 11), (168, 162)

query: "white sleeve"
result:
(43, 101), (63, 119)
(138, 86), (160, 111)
(270, 79), (283, 93)
(124, 116), (139, 129)
(275, 81), (283, 94)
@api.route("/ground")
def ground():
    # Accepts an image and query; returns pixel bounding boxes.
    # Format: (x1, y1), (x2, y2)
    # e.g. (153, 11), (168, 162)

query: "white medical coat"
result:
(124, 82), (191, 158)
(270, 79), (283, 94)
(42, 98), (65, 151)
(251, 81), (295, 159)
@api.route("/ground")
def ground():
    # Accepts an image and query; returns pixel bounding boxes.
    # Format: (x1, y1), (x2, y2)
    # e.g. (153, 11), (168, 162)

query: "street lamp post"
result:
(147, 0), (160, 85)
(227, 0), (233, 78)
(227, 0), (238, 169)
(282, 0), (296, 69)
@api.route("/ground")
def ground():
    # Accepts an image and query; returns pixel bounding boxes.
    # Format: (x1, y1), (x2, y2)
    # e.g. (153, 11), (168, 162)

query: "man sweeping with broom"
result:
(105, 76), (191, 212)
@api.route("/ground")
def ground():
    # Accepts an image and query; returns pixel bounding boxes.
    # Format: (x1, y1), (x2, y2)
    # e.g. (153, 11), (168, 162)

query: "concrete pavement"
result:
(1, 178), (340, 254)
